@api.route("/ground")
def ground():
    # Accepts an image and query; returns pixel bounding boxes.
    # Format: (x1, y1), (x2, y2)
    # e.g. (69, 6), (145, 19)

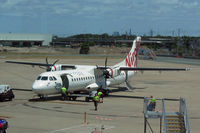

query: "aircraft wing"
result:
(5, 60), (76, 68)
(96, 66), (111, 69)
(119, 67), (190, 71)
(6, 60), (51, 66)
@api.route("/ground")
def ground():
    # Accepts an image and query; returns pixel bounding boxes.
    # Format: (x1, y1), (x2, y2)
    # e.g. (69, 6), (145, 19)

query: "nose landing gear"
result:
(38, 94), (48, 100)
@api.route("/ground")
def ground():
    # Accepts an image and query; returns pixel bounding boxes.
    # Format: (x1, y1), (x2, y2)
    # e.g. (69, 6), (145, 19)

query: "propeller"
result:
(103, 57), (110, 88)
(45, 57), (59, 71)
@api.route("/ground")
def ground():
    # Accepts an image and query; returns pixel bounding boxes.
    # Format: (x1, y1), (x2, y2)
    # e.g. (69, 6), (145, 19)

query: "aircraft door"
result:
(61, 74), (69, 89)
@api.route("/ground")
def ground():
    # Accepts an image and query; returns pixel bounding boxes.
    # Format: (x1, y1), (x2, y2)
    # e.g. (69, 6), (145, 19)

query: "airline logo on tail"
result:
(125, 50), (137, 67)
(125, 37), (141, 67)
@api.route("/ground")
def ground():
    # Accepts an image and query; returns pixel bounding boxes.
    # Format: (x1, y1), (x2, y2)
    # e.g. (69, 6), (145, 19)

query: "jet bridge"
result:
(143, 97), (190, 133)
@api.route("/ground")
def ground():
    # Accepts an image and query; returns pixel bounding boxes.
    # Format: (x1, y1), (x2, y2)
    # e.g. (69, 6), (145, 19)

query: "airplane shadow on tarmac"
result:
(109, 86), (146, 93)
(13, 87), (148, 102)
(28, 95), (92, 103)
(108, 86), (178, 101)
(12, 88), (67, 102)
(13, 88), (32, 92)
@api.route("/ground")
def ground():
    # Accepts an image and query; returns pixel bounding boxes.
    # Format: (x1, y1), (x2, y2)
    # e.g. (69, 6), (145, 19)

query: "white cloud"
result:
(1, 0), (27, 8)
(0, 0), (200, 22)
(153, 0), (179, 4)
(180, 1), (198, 8)
(54, 8), (71, 15)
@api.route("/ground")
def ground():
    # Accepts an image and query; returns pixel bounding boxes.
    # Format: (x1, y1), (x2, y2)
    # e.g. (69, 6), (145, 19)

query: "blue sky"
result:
(0, 0), (200, 36)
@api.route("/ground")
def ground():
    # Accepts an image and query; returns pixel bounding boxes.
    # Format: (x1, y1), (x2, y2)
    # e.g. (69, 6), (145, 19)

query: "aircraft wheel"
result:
(38, 95), (47, 100)
(85, 97), (89, 102)
(38, 94), (44, 99)
(72, 96), (77, 101)
(102, 89), (109, 96)
(66, 96), (71, 101)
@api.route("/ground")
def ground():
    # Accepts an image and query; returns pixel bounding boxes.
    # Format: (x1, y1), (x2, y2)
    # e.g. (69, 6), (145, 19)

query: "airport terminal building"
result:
(0, 33), (52, 46)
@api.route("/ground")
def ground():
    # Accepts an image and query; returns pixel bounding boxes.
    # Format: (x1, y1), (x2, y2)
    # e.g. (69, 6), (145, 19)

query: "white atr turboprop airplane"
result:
(6, 37), (189, 100)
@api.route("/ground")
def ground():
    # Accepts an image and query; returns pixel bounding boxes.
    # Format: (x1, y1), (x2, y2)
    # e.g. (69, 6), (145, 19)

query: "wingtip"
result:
(186, 68), (190, 71)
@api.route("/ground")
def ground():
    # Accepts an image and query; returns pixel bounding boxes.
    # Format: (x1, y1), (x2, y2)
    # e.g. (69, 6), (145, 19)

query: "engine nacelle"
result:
(50, 64), (62, 71)
(106, 68), (120, 78)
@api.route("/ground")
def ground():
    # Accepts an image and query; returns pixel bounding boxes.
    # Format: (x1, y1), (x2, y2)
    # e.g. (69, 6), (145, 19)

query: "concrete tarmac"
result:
(0, 57), (200, 133)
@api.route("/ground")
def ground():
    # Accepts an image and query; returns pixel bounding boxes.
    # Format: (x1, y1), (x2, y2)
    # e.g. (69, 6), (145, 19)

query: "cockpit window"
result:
(49, 77), (53, 81)
(53, 76), (57, 80)
(41, 76), (48, 80)
(37, 76), (41, 80)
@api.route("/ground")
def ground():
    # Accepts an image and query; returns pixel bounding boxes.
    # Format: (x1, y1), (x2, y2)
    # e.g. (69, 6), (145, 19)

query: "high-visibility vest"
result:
(93, 96), (99, 101)
(61, 87), (67, 93)
(97, 92), (102, 96)
(150, 98), (156, 103)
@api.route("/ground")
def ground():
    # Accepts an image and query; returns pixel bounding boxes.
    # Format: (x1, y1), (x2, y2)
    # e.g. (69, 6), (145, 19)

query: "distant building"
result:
(113, 32), (120, 37)
(129, 29), (132, 36)
(0, 33), (52, 46)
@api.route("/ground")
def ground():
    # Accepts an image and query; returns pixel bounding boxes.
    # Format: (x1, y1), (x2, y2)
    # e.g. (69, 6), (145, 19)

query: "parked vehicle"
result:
(0, 85), (14, 102)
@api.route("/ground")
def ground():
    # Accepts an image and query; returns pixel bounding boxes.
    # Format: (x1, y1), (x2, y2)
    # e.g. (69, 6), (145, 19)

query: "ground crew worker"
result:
(97, 91), (103, 103)
(61, 86), (67, 100)
(150, 95), (156, 111)
(93, 93), (100, 111)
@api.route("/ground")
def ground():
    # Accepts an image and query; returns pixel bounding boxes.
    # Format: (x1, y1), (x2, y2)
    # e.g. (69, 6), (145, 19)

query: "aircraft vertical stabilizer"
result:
(115, 36), (141, 68)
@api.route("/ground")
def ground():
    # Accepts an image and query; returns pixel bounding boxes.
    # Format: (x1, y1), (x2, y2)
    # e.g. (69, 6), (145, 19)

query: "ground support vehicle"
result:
(0, 118), (8, 133)
(0, 85), (14, 102)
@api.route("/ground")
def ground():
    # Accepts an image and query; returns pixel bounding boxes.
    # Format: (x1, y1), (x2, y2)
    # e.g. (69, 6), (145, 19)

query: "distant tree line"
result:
(53, 34), (200, 57)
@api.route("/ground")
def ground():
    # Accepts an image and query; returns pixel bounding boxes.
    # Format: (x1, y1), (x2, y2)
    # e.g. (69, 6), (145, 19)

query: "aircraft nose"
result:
(32, 81), (45, 94)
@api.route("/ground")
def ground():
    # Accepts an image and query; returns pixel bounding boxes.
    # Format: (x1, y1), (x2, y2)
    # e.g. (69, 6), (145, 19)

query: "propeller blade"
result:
(105, 57), (107, 68)
(46, 57), (49, 65)
(104, 57), (108, 88)
(39, 66), (46, 70)
(45, 57), (51, 71)
(44, 58), (59, 71)
(53, 59), (59, 66)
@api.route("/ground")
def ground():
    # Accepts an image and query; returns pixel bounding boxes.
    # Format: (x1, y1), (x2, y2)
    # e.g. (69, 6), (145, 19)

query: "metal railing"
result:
(162, 99), (168, 133)
(179, 98), (190, 133)
(143, 97), (148, 117)
(144, 97), (190, 133)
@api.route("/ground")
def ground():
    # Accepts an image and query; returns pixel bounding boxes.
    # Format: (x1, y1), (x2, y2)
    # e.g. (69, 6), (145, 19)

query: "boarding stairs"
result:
(143, 98), (190, 133)
(166, 113), (185, 133)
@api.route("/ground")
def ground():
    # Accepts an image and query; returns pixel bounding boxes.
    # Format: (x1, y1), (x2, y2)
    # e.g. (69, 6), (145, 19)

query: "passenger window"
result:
(41, 76), (48, 80)
(37, 76), (41, 80)
(49, 77), (53, 81)
(53, 76), (57, 80)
